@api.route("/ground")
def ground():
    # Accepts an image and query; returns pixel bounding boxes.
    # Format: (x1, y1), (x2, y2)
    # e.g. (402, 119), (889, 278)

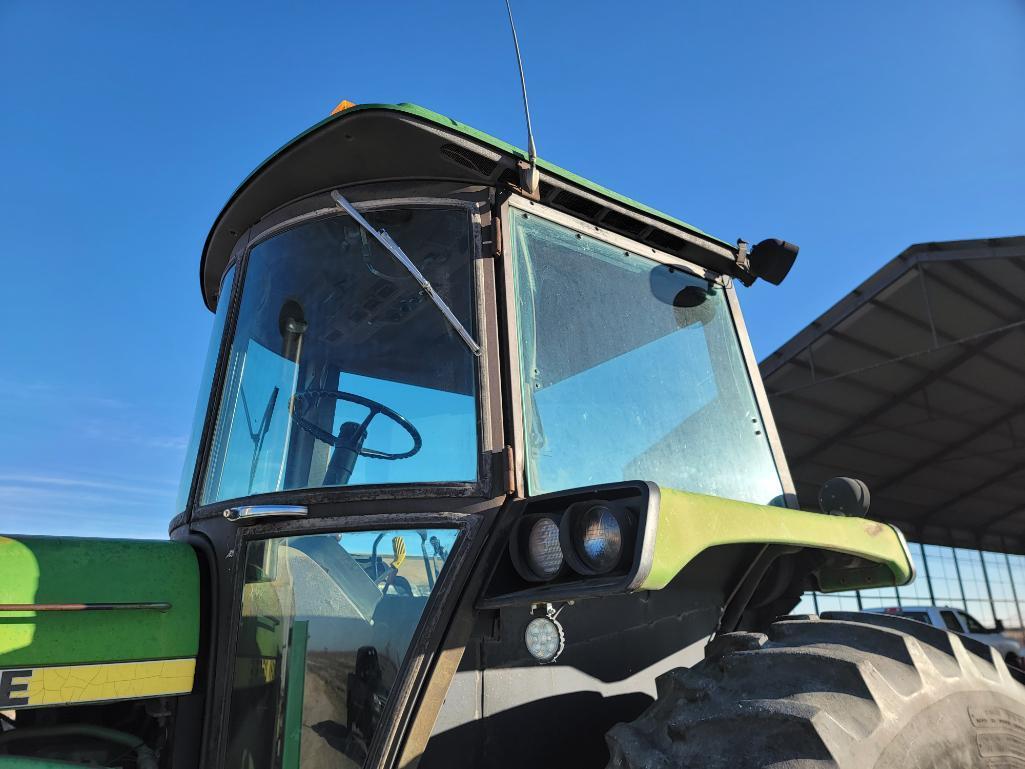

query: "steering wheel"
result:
(290, 390), (422, 485)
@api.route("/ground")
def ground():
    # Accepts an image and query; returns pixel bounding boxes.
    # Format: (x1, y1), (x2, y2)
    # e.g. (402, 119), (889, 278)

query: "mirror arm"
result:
(734, 239), (756, 286)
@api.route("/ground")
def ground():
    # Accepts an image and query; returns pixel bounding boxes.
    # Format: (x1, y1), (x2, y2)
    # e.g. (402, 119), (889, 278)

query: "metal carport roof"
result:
(760, 235), (1025, 554)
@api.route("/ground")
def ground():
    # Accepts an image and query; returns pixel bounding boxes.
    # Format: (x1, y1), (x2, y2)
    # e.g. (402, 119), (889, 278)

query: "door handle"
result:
(223, 505), (308, 522)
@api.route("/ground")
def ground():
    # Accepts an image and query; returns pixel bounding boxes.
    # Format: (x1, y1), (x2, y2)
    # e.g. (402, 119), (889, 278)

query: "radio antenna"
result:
(504, 0), (539, 195)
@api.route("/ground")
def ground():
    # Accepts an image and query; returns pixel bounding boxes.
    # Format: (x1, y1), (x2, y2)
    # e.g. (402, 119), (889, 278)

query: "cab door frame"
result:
(199, 506), (489, 769)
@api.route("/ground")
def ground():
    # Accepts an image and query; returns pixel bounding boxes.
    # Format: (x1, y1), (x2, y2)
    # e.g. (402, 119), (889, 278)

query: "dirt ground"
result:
(297, 650), (399, 768)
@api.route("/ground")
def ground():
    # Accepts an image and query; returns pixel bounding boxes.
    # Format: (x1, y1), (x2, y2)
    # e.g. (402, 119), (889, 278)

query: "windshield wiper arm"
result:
(242, 386), (280, 492)
(330, 190), (481, 356)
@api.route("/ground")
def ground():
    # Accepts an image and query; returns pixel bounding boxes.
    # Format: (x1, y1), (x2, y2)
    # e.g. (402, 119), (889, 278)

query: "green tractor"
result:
(3, 103), (1023, 769)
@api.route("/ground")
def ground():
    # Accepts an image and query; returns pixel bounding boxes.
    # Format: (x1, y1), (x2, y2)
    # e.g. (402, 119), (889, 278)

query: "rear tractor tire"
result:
(606, 611), (1025, 769)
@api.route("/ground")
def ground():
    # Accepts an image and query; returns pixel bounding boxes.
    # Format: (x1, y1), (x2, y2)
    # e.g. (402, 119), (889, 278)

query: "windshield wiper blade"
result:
(330, 190), (481, 357)
(243, 386), (280, 492)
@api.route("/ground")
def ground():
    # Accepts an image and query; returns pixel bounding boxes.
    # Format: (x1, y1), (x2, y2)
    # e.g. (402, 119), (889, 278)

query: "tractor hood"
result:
(0, 536), (199, 710)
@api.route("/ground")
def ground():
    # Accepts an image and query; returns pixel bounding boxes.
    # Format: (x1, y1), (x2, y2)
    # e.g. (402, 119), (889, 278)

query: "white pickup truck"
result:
(865, 605), (1024, 667)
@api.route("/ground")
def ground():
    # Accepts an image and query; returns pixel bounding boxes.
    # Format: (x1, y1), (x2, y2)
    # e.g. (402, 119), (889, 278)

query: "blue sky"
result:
(1, 1), (1022, 539)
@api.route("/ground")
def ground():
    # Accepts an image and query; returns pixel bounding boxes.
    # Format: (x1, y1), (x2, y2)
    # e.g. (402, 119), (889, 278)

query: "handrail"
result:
(0, 602), (171, 613)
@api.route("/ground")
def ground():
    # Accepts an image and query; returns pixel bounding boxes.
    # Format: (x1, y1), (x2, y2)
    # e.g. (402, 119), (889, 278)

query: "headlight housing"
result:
(561, 502), (633, 576)
(510, 515), (565, 582)
(526, 517), (564, 579)
(486, 481), (658, 608)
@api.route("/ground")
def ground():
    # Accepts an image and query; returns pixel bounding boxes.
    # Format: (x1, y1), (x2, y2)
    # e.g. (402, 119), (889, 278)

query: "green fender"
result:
(638, 488), (915, 593)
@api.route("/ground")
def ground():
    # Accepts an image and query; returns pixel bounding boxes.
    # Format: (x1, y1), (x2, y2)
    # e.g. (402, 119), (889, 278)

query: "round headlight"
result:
(526, 517), (563, 579)
(574, 505), (623, 574)
(524, 616), (564, 663)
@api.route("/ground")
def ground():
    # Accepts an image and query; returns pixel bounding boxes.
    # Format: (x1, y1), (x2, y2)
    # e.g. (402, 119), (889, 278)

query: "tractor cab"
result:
(0, 103), (915, 769)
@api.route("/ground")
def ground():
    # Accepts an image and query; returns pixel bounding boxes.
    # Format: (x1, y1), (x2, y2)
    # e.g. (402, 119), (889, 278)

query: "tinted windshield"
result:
(511, 209), (784, 505)
(202, 205), (478, 504)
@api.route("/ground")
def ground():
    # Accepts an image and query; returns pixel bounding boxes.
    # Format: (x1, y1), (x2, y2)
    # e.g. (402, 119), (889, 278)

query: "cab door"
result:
(210, 514), (475, 769)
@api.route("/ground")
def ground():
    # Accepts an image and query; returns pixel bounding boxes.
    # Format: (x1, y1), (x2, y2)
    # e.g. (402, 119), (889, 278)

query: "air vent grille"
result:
(550, 190), (603, 219)
(440, 144), (499, 177)
(515, 179), (714, 266)
(600, 209), (648, 237)
(646, 228), (686, 253)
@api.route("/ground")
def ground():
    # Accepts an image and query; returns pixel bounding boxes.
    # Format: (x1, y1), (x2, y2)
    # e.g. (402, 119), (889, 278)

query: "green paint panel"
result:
(0, 536), (199, 667)
(230, 102), (729, 249)
(641, 488), (914, 592)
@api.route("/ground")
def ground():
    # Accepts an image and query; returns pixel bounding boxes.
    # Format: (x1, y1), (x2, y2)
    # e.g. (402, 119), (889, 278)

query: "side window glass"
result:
(510, 212), (784, 504)
(940, 610), (964, 632)
(900, 612), (930, 624)
(963, 613), (987, 634)
(225, 528), (459, 769)
(205, 339), (296, 502)
(175, 265), (236, 513)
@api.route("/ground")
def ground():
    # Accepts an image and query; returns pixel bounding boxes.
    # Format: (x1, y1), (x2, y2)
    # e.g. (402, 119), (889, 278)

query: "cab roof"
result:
(200, 103), (738, 310)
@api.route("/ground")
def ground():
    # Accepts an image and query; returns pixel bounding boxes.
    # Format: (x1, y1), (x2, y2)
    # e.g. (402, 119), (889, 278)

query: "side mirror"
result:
(648, 267), (718, 326)
(994, 619), (1006, 633)
(747, 238), (799, 285)
(819, 477), (871, 517)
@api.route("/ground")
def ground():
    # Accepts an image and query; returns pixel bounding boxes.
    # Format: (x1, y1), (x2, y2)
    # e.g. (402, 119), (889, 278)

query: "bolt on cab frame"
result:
(0, 104), (912, 769)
